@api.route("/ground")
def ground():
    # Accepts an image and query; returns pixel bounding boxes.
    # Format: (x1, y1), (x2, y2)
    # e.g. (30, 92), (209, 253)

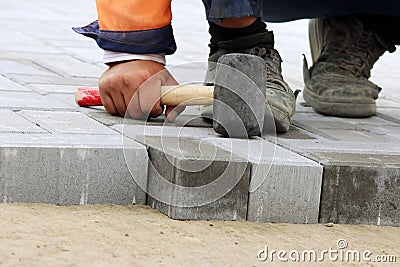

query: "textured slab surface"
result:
(209, 138), (323, 224)
(0, 110), (46, 133)
(17, 110), (118, 135)
(130, 131), (251, 221)
(274, 111), (400, 226)
(0, 136), (148, 205)
(0, 91), (73, 110)
(306, 152), (400, 226)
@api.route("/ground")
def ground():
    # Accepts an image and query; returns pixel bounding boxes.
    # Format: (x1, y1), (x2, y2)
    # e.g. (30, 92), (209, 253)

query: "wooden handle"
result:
(75, 85), (214, 107)
(160, 85), (213, 106)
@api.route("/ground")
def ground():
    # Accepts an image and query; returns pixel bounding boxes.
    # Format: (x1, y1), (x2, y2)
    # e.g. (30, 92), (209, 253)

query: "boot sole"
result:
(303, 86), (377, 117)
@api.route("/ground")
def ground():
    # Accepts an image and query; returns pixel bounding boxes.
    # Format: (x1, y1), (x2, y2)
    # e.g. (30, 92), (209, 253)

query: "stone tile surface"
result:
(306, 152), (400, 226)
(0, 75), (31, 91)
(0, 91), (73, 110)
(0, 110), (46, 134)
(209, 138), (323, 224)
(0, 135), (148, 205)
(145, 136), (251, 221)
(17, 111), (118, 135)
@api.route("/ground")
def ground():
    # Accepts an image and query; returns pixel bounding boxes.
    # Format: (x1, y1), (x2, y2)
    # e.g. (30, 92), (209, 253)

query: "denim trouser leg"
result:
(202, 0), (400, 22)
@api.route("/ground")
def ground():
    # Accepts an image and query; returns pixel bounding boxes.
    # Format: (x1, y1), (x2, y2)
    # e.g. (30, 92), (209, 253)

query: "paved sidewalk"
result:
(0, 0), (399, 225)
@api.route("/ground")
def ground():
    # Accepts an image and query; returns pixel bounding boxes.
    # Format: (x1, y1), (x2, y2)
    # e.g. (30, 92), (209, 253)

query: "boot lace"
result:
(319, 23), (384, 79)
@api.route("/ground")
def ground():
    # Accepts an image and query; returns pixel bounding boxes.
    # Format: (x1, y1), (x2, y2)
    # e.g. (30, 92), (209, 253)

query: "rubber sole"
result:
(303, 86), (377, 117)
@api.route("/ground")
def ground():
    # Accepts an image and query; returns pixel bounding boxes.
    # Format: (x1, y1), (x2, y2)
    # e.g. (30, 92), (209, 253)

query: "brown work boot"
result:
(304, 16), (395, 117)
(202, 31), (296, 133)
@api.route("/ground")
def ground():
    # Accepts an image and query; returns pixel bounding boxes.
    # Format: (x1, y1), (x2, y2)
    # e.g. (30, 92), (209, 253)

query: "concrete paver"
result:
(307, 152), (400, 226)
(210, 138), (323, 224)
(0, 91), (73, 110)
(378, 108), (400, 125)
(146, 137), (251, 221)
(0, 134), (148, 205)
(0, 75), (32, 91)
(17, 110), (118, 135)
(0, 110), (46, 134)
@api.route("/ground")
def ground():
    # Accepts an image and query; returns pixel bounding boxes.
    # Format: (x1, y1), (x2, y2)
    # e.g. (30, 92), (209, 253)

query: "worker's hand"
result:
(99, 60), (185, 122)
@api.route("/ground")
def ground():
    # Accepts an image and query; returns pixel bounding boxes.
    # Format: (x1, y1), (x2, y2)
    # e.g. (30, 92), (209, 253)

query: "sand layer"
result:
(0, 204), (398, 267)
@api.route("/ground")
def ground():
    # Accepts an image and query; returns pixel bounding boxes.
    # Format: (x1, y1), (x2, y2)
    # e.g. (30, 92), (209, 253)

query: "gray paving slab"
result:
(0, 2), (63, 21)
(6, 74), (98, 87)
(0, 43), (61, 54)
(89, 112), (163, 127)
(28, 84), (77, 94)
(0, 135), (148, 205)
(377, 98), (400, 108)
(18, 111), (118, 135)
(144, 136), (251, 221)
(305, 152), (400, 226)
(112, 124), (215, 139)
(34, 55), (106, 78)
(275, 138), (400, 154)
(0, 110), (46, 134)
(0, 91), (74, 111)
(42, 39), (96, 49)
(0, 133), (131, 148)
(292, 113), (400, 143)
(61, 47), (103, 64)
(6, 20), (78, 41)
(0, 75), (31, 91)
(0, 30), (44, 46)
(88, 112), (189, 127)
(377, 108), (400, 125)
(49, 93), (82, 109)
(273, 113), (400, 226)
(117, 124), (250, 220)
(1, 146), (147, 205)
(208, 138), (323, 224)
(88, 109), (210, 128)
(78, 106), (106, 114)
(0, 59), (57, 76)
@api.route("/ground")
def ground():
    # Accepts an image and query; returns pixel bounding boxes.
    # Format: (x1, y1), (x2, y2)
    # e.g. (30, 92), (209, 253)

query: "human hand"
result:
(99, 60), (185, 122)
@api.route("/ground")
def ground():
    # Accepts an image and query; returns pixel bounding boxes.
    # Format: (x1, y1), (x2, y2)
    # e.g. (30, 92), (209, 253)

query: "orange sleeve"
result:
(73, 0), (176, 55)
(96, 0), (172, 31)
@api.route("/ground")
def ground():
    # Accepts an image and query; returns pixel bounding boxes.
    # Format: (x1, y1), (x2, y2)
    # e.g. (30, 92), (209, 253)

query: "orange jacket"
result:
(73, 0), (176, 55)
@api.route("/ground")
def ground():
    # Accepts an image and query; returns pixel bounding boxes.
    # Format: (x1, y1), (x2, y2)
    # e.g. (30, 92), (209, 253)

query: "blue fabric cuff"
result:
(73, 21), (177, 55)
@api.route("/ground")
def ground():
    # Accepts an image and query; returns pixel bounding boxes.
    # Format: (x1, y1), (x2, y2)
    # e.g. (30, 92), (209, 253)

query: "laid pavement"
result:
(0, 0), (399, 226)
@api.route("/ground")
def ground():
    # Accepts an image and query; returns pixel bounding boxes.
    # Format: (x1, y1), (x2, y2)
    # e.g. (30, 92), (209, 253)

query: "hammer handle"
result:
(75, 86), (214, 107)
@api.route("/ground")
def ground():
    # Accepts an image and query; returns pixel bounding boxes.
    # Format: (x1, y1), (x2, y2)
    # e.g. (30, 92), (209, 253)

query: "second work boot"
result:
(202, 31), (296, 133)
(304, 16), (395, 117)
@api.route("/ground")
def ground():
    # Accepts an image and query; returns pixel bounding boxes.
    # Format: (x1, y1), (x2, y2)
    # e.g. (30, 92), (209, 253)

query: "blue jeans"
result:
(202, 0), (400, 22)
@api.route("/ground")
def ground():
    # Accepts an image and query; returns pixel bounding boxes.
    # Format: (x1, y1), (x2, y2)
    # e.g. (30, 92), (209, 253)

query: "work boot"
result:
(202, 31), (296, 133)
(304, 16), (395, 117)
